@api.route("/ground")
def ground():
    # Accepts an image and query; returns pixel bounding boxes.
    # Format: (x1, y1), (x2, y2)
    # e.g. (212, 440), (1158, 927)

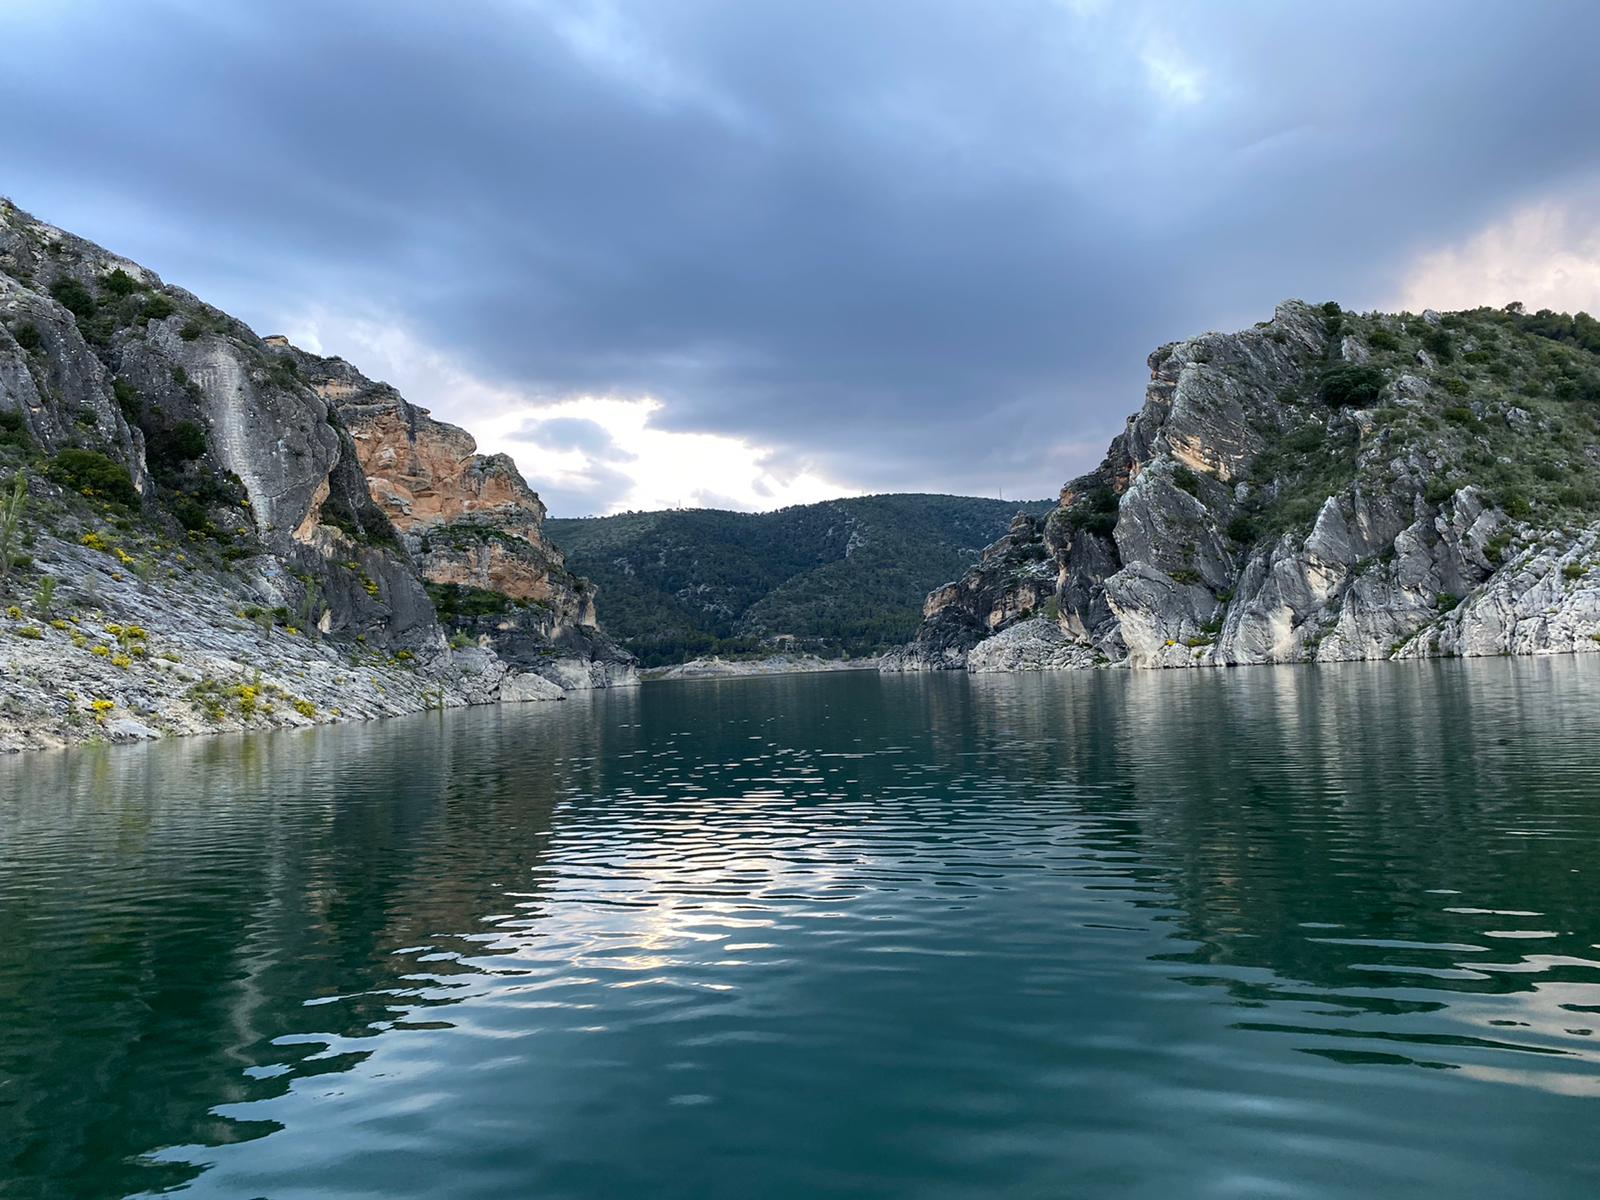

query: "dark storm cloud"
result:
(5, 0), (1600, 506)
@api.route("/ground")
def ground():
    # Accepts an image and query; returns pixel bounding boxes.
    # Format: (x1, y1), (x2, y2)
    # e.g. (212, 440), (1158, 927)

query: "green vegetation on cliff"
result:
(1228, 304), (1600, 550)
(550, 494), (1052, 664)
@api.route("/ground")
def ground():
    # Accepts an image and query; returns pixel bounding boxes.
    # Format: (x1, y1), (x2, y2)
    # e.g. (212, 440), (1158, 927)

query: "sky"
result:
(4, 1), (1600, 516)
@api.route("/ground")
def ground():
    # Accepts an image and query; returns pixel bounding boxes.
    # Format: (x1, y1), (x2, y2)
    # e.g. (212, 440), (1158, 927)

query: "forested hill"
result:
(548, 494), (1054, 665)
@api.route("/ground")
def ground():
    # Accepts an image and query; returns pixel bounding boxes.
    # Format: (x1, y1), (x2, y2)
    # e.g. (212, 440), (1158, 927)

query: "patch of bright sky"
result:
(1394, 192), (1600, 316)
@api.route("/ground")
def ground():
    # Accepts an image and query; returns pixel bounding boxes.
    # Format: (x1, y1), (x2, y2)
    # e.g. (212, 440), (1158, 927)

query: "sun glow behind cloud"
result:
(1394, 193), (1600, 316)
(276, 310), (856, 516)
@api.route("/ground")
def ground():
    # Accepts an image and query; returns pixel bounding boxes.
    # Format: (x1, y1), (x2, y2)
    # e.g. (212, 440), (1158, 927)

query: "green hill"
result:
(549, 493), (1054, 665)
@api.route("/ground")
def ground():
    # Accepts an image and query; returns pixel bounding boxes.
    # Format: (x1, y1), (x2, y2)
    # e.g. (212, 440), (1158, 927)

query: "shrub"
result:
(1367, 328), (1400, 352)
(1172, 465), (1201, 496)
(1499, 490), (1532, 519)
(49, 278), (97, 318)
(1422, 327), (1454, 362)
(1440, 377), (1470, 397)
(1280, 423), (1326, 458)
(180, 321), (204, 341)
(1226, 514), (1258, 544)
(148, 420), (207, 468)
(1563, 563), (1587, 580)
(112, 378), (141, 419)
(12, 323), (42, 352)
(141, 295), (176, 321)
(1436, 593), (1462, 612)
(48, 450), (140, 506)
(171, 497), (212, 532)
(1063, 486), (1119, 537)
(1320, 364), (1385, 408)
(0, 409), (31, 450)
(101, 268), (139, 296)
(264, 355), (300, 390)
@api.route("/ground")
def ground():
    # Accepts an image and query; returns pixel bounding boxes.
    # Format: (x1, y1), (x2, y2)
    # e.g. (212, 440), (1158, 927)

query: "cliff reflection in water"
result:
(1, 661), (1597, 1199)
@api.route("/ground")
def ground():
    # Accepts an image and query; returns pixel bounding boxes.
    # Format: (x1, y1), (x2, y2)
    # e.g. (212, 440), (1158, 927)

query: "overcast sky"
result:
(5, 1), (1600, 515)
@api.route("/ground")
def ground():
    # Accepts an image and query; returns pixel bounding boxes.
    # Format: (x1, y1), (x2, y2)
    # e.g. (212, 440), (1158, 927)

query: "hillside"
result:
(0, 200), (632, 751)
(890, 300), (1600, 671)
(550, 494), (1053, 665)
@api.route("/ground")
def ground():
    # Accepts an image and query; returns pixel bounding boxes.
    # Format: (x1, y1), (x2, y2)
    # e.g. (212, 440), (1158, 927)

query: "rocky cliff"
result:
(288, 349), (634, 689)
(0, 199), (632, 750)
(888, 300), (1600, 672)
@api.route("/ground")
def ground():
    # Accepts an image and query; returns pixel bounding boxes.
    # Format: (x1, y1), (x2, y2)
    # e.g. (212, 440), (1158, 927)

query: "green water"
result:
(2, 661), (1599, 1198)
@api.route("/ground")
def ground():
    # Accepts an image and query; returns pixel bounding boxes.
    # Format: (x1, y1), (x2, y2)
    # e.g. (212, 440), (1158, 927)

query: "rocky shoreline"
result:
(0, 531), (597, 754)
(643, 654), (881, 681)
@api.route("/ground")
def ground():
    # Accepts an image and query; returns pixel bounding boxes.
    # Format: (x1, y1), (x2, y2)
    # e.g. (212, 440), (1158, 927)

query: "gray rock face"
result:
(1403, 528), (1600, 658)
(882, 512), (1057, 670)
(965, 618), (1102, 672)
(0, 198), (635, 748)
(891, 300), (1600, 674)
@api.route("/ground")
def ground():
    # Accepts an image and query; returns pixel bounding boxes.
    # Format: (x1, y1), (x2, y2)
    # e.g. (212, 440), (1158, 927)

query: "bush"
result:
(49, 278), (97, 318)
(112, 378), (141, 419)
(1324, 364), (1388, 412)
(265, 354), (299, 390)
(101, 268), (139, 296)
(427, 582), (512, 621)
(1226, 513), (1259, 544)
(1499, 490), (1532, 519)
(1283, 423), (1326, 454)
(1367, 328), (1400, 352)
(1422, 327), (1454, 363)
(12, 323), (42, 352)
(141, 295), (176, 321)
(46, 449), (140, 506)
(1064, 486), (1119, 537)
(1320, 364), (1385, 408)
(1440, 377), (1469, 396)
(148, 420), (207, 468)
(171, 497), (212, 532)
(0, 410), (31, 450)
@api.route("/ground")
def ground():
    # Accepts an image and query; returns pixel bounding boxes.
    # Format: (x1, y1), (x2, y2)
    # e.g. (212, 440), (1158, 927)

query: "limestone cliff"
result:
(888, 300), (1600, 672)
(0, 198), (631, 750)
(288, 351), (634, 688)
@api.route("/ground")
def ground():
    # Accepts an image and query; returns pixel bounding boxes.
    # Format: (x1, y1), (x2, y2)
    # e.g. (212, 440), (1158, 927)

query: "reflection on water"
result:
(2, 660), (1599, 1198)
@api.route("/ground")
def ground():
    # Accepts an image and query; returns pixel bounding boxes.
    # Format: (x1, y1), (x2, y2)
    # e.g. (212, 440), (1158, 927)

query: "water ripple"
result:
(0, 660), (1598, 1198)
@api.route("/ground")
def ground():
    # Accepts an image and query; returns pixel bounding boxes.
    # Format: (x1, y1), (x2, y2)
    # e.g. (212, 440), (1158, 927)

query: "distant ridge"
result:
(550, 493), (1053, 665)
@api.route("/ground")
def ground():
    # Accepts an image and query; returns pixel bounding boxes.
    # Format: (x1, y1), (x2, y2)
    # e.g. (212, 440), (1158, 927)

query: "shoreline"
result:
(641, 654), (883, 681)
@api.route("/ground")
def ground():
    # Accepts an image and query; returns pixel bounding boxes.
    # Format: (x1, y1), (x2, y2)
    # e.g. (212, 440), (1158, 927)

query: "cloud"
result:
(4, 1), (1600, 510)
(1393, 189), (1600, 316)
(513, 417), (627, 458)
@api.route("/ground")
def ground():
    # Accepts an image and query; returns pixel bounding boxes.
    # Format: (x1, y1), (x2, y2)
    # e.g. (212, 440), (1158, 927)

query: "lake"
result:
(2, 661), (1598, 1198)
